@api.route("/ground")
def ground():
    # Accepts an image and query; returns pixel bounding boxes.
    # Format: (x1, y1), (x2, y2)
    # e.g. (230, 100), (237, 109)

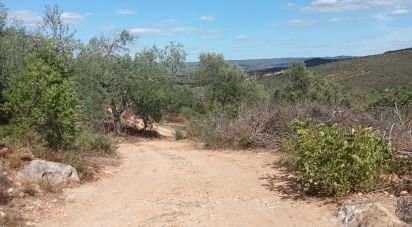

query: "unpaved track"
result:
(39, 139), (335, 227)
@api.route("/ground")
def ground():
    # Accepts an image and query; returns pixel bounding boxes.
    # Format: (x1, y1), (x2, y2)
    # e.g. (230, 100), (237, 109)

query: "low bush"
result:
(175, 130), (184, 141)
(284, 120), (393, 196)
(272, 62), (344, 105)
(238, 136), (255, 149)
(75, 130), (114, 155)
(0, 125), (114, 180)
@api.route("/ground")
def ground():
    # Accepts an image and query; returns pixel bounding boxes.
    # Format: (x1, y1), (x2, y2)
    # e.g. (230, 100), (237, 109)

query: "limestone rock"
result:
(337, 201), (408, 227)
(16, 160), (79, 191)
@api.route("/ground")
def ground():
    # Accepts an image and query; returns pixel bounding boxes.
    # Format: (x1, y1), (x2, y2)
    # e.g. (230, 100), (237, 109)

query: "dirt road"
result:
(38, 139), (335, 227)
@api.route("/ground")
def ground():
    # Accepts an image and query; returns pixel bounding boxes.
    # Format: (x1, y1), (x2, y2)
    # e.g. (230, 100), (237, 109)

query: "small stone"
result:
(19, 192), (25, 198)
(7, 188), (13, 194)
(0, 211), (5, 217)
(384, 191), (389, 195)
(400, 191), (409, 196)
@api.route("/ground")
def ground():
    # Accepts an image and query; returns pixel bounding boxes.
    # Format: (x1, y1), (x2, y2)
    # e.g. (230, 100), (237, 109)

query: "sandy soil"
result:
(37, 136), (336, 227)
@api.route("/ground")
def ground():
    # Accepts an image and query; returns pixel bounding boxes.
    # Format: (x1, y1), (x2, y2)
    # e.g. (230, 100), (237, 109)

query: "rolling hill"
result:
(257, 48), (412, 93)
(314, 48), (412, 93)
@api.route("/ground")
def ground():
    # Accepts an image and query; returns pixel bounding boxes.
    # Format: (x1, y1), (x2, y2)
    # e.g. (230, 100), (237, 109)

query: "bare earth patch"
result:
(36, 138), (336, 227)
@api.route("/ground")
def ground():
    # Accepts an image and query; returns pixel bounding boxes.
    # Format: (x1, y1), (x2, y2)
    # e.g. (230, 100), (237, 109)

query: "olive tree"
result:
(195, 53), (262, 117)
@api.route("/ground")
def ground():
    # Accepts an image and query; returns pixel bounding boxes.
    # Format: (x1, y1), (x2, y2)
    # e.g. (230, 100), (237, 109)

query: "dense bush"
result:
(273, 62), (343, 105)
(283, 120), (393, 196)
(3, 49), (80, 149)
(75, 130), (114, 155)
(195, 53), (267, 118)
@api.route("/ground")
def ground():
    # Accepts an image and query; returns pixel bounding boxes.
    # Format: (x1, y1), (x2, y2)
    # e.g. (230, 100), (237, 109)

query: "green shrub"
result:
(238, 136), (255, 149)
(175, 130), (184, 141)
(57, 151), (91, 180)
(284, 120), (393, 196)
(76, 130), (114, 155)
(272, 62), (343, 105)
(3, 49), (80, 149)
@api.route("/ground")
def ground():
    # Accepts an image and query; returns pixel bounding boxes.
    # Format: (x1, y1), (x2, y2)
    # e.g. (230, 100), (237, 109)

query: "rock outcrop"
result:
(337, 201), (409, 227)
(16, 160), (79, 191)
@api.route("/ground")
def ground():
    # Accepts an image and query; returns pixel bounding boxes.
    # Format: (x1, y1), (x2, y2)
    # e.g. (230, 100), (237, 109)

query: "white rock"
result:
(337, 202), (408, 227)
(16, 160), (80, 191)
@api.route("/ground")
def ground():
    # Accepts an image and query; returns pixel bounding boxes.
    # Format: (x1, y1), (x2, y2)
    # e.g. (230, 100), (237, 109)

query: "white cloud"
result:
(171, 27), (203, 34)
(287, 19), (317, 27)
(329, 17), (342, 22)
(372, 8), (409, 21)
(62, 12), (86, 24)
(9, 10), (91, 26)
(128, 26), (218, 38)
(129, 28), (163, 35)
(235, 35), (256, 41)
(390, 9), (409, 16)
(286, 3), (295, 7)
(8, 10), (41, 27)
(115, 9), (135, 15)
(199, 15), (215, 22)
(303, 0), (405, 12)
(345, 26), (412, 55)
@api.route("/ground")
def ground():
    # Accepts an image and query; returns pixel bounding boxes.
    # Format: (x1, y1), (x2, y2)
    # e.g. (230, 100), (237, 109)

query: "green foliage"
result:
(175, 130), (184, 141)
(365, 86), (412, 110)
(238, 136), (255, 149)
(284, 120), (393, 196)
(0, 123), (46, 151)
(75, 130), (114, 155)
(131, 76), (171, 124)
(3, 48), (80, 149)
(273, 62), (343, 105)
(195, 53), (266, 117)
(76, 41), (193, 131)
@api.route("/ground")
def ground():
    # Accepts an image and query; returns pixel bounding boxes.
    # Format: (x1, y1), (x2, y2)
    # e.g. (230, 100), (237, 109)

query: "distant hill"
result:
(304, 57), (353, 67)
(187, 56), (353, 73)
(229, 58), (307, 71)
(384, 47), (412, 54)
(187, 58), (308, 72)
(256, 48), (412, 93)
(314, 48), (412, 93)
(245, 56), (353, 77)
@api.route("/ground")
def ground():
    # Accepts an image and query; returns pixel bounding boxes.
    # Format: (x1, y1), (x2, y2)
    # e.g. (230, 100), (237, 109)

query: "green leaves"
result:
(195, 53), (266, 118)
(285, 120), (393, 196)
(4, 48), (80, 149)
(273, 62), (343, 105)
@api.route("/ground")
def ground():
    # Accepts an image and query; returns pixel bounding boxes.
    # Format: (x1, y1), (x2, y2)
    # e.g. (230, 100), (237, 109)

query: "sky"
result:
(3, 0), (412, 61)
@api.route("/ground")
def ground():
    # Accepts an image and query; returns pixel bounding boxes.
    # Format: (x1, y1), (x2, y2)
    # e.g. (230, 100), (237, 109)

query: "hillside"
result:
(257, 49), (412, 93)
(314, 49), (412, 93)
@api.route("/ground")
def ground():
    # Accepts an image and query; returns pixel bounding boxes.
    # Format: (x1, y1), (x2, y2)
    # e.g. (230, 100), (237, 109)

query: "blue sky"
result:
(3, 0), (412, 61)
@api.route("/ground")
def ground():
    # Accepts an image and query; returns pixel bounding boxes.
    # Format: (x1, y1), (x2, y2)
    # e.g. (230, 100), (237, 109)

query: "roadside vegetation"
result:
(0, 0), (411, 206)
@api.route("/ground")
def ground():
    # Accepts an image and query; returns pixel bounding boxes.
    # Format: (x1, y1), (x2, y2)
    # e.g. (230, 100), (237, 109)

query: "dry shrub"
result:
(0, 174), (12, 205)
(200, 102), (412, 152)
